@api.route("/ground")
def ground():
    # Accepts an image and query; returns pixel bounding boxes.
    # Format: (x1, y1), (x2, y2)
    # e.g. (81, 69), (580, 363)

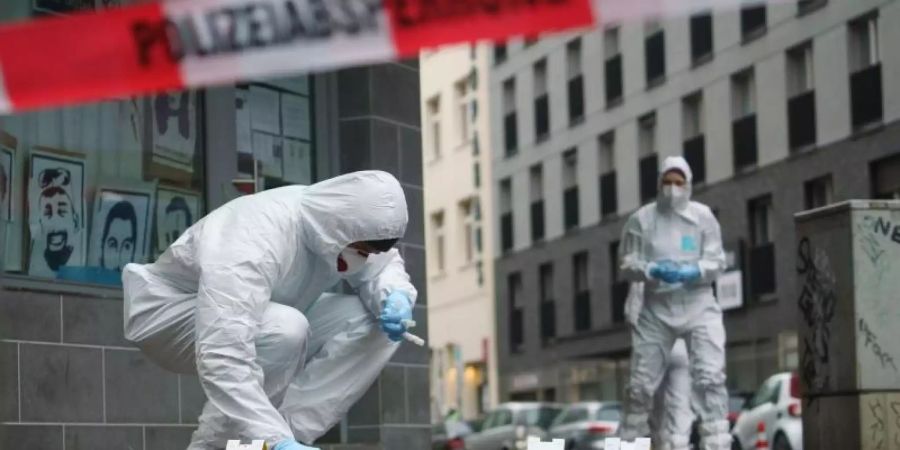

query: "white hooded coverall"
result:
(627, 283), (694, 450)
(618, 157), (729, 450)
(122, 171), (417, 449)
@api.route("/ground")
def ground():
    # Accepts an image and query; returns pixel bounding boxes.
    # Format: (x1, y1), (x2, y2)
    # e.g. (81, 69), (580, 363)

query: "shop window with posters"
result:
(234, 76), (316, 193)
(0, 91), (206, 287)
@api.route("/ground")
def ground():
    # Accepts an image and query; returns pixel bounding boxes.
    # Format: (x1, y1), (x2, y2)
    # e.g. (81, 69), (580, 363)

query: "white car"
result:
(731, 372), (803, 450)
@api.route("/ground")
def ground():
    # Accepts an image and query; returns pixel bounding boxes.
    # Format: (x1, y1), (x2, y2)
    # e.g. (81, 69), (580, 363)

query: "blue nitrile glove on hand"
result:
(273, 439), (320, 450)
(380, 291), (413, 342)
(649, 260), (681, 284)
(677, 263), (702, 283)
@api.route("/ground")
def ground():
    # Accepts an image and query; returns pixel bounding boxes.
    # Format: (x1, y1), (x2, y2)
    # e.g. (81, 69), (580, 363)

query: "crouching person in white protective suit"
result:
(122, 171), (419, 450)
(617, 156), (729, 450)
(625, 282), (695, 450)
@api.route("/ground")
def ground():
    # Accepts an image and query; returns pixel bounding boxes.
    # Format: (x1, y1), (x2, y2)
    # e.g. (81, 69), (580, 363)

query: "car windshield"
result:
(525, 406), (563, 429)
(729, 396), (747, 412)
(445, 420), (473, 438)
(595, 404), (622, 421)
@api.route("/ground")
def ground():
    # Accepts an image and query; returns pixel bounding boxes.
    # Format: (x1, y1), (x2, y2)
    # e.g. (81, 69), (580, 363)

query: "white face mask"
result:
(337, 247), (369, 275)
(661, 185), (690, 210)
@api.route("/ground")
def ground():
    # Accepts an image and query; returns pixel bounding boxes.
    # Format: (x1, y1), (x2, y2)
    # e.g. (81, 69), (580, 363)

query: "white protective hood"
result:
(298, 171), (408, 262)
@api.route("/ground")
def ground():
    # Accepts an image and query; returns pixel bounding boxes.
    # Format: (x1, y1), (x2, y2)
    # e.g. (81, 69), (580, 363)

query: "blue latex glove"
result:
(649, 260), (681, 284)
(677, 263), (702, 283)
(273, 439), (320, 450)
(380, 291), (413, 342)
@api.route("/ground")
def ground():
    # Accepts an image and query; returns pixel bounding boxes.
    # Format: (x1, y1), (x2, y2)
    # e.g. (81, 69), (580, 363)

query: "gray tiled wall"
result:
(334, 60), (431, 447)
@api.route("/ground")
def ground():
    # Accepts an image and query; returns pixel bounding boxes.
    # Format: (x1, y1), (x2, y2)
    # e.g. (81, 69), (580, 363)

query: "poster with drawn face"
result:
(28, 150), (86, 278)
(88, 188), (153, 273)
(152, 90), (197, 173)
(156, 187), (201, 253)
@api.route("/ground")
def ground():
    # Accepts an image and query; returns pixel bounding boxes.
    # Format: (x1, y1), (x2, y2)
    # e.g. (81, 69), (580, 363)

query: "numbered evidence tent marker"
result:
(526, 436), (565, 450)
(225, 441), (267, 450)
(604, 437), (652, 450)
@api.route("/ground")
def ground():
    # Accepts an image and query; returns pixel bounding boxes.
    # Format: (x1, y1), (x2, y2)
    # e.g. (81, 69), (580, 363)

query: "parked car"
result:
(433, 420), (475, 450)
(464, 402), (564, 450)
(731, 372), (803, 450)
(547, 401), (621, 450)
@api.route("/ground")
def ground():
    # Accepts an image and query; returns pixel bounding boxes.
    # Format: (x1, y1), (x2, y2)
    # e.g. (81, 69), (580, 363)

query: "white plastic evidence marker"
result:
(526, 437), (565, 450)
(603, 437), (652, 450)
(225, 440), (266, 450)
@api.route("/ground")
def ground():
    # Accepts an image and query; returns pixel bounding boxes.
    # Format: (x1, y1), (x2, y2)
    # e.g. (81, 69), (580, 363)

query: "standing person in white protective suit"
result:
(617, 156), (729, 450)
(625, 282), (695, 450)
(122, 171), (419, 450)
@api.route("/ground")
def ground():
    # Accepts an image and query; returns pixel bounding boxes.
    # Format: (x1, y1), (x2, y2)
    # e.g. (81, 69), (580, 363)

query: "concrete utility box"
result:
(794, 200), (900, 450)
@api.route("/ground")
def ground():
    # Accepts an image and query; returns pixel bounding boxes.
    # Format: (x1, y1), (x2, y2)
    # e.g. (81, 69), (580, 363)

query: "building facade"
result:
(0, 2), (430, 449)
(490, 0), (900, 401)
(420, 45), (499, 421)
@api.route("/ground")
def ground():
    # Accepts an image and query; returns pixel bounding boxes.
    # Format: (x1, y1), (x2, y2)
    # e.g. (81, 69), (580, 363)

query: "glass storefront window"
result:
(234, 76), (315, 193)
(1, 92), (206, 286)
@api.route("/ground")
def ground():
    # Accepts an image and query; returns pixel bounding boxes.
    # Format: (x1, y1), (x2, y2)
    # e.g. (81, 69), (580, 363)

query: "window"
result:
(530, 165), (545, 242)
(748, 195), (776, 298)
(573, 252), (591, 331)
(539, 263), (556, 341)
(0, 88), (214, 285)
(683, 93), (704, 140)
(509, 274), (524, 352)
(567, 38), (585, 124)
(798, 0), (827, 15)
(748, 378), (781, 409)
(848, 13), (883, 129)
(645, 21), (666, 86)
(605, 27), (624, 106)
(556, 407), (589, 426)
(596, 405), (622, 421)
(732, 69), (758, 171)
(871, 154), (900, 200)
(455, 78), (476, 145)
(787, 43), (817, 151)
(598, 132), (617, 217)
(733, 70), (756, 119)
(787, 43), (815, 97)
(500, 178), (514, 252)
(494, 42), (508, 64)
(683, 93), (706, 184)
(638, 113), (658, 203)
(460, 198), (482, 263)
(534, 60), (550, 141)
(804, 175), (833, 210)
(427, 96), (441, 160)
(473, 161), (481, 188)
(503, 79), (518, 156)
(749, 195), (773, 246)
(563, 149), (579, 230)
(848, 14), (880, 72)
(741, 4), (767, 41)
(431, 211), (445, 273)
(690, 11), (714, 64)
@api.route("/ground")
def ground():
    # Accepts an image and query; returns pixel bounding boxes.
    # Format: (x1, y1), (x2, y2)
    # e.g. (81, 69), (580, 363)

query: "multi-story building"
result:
(421, 45), (499, 420)
(490, 0), (900, 402)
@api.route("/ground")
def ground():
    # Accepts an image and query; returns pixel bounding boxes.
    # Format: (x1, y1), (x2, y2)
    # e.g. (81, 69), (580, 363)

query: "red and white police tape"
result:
(0, 0), (778, 113)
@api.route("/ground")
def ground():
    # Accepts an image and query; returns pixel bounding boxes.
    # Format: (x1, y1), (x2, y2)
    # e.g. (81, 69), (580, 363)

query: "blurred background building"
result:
(420, 44), (500, 421)
(484, 0), (900, 402)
